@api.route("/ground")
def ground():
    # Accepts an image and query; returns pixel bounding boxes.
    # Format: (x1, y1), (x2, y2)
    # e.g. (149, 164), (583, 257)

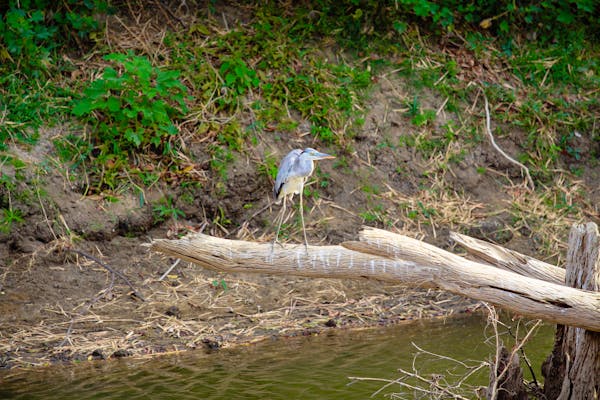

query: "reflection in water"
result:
(0, 314), (554, 399)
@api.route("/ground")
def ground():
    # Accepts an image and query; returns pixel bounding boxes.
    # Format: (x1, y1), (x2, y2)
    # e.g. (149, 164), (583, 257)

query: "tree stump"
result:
(488, 346), (528, 400)
(542, 223), (600, 399)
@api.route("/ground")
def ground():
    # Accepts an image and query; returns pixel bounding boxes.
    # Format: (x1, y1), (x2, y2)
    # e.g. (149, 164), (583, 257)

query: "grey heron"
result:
(272, 147), (335, 251)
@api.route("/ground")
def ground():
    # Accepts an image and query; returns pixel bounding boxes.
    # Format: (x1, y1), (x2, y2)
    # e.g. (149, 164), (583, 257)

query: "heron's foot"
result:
(270, 240), (284, 255)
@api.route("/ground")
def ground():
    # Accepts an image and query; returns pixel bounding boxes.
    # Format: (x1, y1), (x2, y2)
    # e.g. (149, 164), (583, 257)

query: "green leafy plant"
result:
(559, 131), (582, 161)
(219, 58), (260, 96)
(0, 206), (24, 233)
(258, 153), (279, 180)
(53, 133), (93, 172)
(407, 201), (437, 219)
(153, 196), (185, 223)
(211, 278), (228, 291)
(411, 109), (436, 126)
(209, 144), (234, 181)
(0, 0), (104, 150)
(212, 206), (232, 227)
(290, 0), (598, 48)
(0, 0), (107, 75)
(311, 126), (336, 143)
(317, 170), (331, 189)
(0, 74), (69, 150)
(0, 172), (24, 233)
(73, 53), (188, 155)
(359, 203), (390, 226)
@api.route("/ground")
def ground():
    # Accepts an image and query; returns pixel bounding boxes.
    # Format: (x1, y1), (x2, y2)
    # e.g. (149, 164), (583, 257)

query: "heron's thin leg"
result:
(299, 187), (309, 253)
(272, 196), (287, 251)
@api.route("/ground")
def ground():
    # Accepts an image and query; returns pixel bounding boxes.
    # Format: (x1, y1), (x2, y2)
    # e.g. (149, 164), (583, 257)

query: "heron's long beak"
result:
(313, 151), (335, 160)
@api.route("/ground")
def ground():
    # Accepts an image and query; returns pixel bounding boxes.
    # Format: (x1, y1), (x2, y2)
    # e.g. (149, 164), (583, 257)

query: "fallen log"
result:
(149, 227), (600, 332)
(449, 231), (565, 285)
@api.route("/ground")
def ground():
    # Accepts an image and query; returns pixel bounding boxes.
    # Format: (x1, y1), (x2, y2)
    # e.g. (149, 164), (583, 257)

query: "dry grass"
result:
(505, 176), (592, 263)
(0, 249), (476, 369)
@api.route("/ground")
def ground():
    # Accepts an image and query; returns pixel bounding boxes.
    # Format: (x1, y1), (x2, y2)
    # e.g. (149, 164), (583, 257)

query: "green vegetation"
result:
(0, 0), (106, 75)
(296, 0), (598, 47)
(0, 0), (106, 151)
(359, 203), (391, 226)
(0, 207), (24, 233)
(211, 278), (228, 291)
(0, 173), (24, 234)
(257, 153), (279, 180)
(72, 53), (188, 155)
(0, 0), (598, 252)
(153, 196), (185, 223)
(67, 53), (189, 191)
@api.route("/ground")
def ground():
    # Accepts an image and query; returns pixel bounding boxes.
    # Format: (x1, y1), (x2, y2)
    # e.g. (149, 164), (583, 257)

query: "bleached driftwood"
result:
(149, 227), (600, 332)
(449, 231), (565, 285)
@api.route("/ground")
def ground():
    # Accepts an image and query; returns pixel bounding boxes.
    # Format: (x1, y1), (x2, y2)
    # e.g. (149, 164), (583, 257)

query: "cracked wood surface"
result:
(542, 223), (600, 399)
(449, 231), (565, 285)
(150, 226), (600, 332)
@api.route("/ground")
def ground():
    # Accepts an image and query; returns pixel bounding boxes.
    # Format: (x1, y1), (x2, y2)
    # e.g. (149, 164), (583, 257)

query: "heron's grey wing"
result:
(274, 149), (303, 199)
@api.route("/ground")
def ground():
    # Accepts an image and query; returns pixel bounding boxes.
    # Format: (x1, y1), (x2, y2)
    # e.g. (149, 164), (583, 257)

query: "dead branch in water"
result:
(349, 338), (489, 399)
(484, 303), (540, 400)
(149, 226), (600, 332)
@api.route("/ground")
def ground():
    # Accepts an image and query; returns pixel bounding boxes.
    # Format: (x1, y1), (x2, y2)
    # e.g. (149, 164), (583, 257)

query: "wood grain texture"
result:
(149, 226), (600, 332)
(449, 231), (565, 285)
(542, 223), (600, 400)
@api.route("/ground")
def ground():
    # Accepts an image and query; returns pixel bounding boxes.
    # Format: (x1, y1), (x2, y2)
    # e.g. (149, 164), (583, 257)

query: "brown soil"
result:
(1, 7), (599, 370)
(0, 89), (485, 369)
(0, 174), (478, 369)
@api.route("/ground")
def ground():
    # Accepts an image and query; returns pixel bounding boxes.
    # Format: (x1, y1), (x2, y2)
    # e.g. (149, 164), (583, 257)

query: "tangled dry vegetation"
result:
(1, 246), (474, 367)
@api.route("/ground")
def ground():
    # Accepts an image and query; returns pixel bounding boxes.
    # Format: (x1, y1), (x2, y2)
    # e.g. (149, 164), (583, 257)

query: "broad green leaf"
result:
(124, 128), (142, 147)
(106, 97), (120, 112)
(72, 99), (93, 116)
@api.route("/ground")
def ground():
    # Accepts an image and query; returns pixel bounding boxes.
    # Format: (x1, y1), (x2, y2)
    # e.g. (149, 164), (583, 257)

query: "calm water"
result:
(0, 314), (554, 399)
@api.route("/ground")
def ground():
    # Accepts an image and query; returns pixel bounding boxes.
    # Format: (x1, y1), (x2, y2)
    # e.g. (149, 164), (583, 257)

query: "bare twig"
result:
(480, 88), (535, 191)
(66, 248), (145, 301)
(348, 375), (468, 399)
(484, 303), (542, 400)
(412, 342), (473, 369)
(486, 304), (503, 399)
(506, 321), (541, 389)
(349, 335), (487, 399)
(153, 0), (185, 29)
(234, 200), (272, 236)
(397, 367), (472, 400)
(159, 258), (181, 281)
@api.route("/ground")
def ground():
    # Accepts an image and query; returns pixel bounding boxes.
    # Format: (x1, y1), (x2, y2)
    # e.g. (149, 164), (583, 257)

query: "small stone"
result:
(165, 306), (181, 319)
(201, 338), (220, 350)
(89, 349), (105, 360)
(111, 349), (131, 358)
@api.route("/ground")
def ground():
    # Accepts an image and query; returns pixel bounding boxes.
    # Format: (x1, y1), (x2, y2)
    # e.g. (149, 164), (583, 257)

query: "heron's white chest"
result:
(282, 176), (306, 198)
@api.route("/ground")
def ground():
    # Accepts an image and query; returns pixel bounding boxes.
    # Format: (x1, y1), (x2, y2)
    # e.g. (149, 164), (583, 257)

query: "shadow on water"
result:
(0, 313), (555, 399)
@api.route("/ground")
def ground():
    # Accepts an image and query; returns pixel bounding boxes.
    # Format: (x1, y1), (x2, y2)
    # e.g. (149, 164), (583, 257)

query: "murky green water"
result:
(0, 314), (554, 399)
